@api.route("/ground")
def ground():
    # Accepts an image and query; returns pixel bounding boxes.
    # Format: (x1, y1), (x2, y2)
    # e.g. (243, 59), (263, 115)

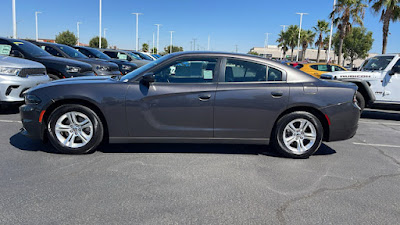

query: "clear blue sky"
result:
(1, 0), (399, 54)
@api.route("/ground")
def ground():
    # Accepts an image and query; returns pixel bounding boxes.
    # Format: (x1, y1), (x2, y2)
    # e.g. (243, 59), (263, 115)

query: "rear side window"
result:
(225, 59), (282, 82)
(0, 44), (12, 56)
(117, 52), (128, 60)
(332, 65), (345, 71)
(310, 64), (331, 72)
(42, 46), (62, 57)
(77, 48), (95, 58)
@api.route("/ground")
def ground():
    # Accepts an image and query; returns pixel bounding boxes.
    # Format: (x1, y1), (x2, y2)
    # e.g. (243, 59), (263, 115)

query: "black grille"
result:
(18, 68), (46, 77)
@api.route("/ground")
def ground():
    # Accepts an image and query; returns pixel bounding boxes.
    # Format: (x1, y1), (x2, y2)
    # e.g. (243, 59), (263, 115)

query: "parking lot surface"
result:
(0, 107), (400, 224)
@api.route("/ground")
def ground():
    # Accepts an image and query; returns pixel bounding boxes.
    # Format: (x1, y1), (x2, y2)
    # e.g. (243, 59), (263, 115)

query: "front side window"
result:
(393, 59), (400, 70)
(42, 46), (62, 57)
(332, 65), (345, 71)
(117, 52), (128, 60)
(153, 59), (217, 83)
(310, 64), (330, 72)
(59, 45), (87, 58)
(225, 59), (282, 82)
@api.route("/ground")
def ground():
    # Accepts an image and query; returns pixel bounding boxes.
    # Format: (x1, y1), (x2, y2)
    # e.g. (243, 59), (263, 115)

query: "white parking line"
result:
(353, 142), (400, 148)
(0, 120), (21, 123)
(359, 121), (400, 126)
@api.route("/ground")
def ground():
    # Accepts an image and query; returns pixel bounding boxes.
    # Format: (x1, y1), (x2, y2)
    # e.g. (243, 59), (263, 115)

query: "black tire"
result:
(47, 104), (104, 154)
(355, 91), (365, 112)
(271, 111), (323, 159)
(48, 74), (60, 80)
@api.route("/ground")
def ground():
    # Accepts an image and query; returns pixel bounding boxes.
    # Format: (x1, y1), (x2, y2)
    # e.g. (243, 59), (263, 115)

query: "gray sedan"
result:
(20, 52), (360, 158)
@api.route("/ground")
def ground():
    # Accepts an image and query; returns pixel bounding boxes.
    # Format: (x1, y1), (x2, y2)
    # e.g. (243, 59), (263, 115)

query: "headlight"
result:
(95, 65), (110, 71)
(121, 65), (132, 70)
(66, 65), (81, 73)
(24, 94), (42, 104)
(0, 67), (21, 76)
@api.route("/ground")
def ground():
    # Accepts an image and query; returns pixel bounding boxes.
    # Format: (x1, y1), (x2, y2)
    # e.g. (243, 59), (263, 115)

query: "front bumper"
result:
(20, 103), (44, 140)
(0, 75), (50, 103)
(322, 101), (360, 142)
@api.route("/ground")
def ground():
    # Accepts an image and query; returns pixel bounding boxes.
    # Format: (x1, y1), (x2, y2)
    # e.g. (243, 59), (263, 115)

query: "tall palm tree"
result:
(330, 0), (367, 65)
(301, 30), (316, 61)
(277, 30), (289, 60)
(285, 25), (300, 61)
(369, 0), (400, 54)
(313, 20), (330, 62)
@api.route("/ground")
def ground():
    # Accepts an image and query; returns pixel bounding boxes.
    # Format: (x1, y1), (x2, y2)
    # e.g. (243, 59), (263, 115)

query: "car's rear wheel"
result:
(47, 104), (103, 154)
(272, 111), (323, 158)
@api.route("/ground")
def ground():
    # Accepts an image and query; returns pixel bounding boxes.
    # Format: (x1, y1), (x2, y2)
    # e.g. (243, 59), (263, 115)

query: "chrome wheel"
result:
(283, 118), (317, 155)
(54, 111), (93, 148)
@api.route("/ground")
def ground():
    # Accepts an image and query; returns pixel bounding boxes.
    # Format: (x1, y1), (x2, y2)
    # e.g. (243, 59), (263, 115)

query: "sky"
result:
(1, 0), (399, 54)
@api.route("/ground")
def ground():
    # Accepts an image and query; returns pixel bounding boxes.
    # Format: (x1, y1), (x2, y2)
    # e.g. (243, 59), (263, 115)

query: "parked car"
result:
(296, 63), (347, 78)
(0, 55), (49, 107)
(0, 38), (94, 80)
(128, 50), (156, 61)
(152, 54), (162, 59)
(74, 46), (138, 75)
(20, 52), (360, 158)
(321, 54), (400, 111)
(101, 49), (150, 67)
(28, 41), (121, 77)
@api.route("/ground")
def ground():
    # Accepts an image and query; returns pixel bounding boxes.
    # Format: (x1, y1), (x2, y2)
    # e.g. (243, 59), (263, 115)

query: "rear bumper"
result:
(0, 75), (50, 102)
(322, 101), (360, 142)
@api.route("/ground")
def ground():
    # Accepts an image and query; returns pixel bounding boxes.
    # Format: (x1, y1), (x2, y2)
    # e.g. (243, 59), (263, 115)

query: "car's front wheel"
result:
(47, 104), (103, 154)
(272, 111), (323, 158)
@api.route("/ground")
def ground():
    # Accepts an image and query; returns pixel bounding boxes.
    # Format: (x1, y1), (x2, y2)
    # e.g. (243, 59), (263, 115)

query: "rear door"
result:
(125, 56), (220, 138)
(214, 58), (289, 139)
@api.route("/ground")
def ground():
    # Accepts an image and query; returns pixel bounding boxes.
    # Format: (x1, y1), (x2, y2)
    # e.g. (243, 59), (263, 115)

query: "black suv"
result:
(101, 49), (150, 68)
(74, 46), (138, 75)
(28, 41), (121, 77)
(0, 38), (94, 79)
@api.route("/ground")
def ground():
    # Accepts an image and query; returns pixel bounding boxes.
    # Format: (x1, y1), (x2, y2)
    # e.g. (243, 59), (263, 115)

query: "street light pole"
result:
(264, 33), (271, 49)
(327, 0), (336, 62)
(77, 22), (81, 46)
(154, 24), (161, 54)
(132, 13), (142, 51)
(296, 12), (308, 61)
(12, 0), (17, 38)
(192, 38), (197, 51)
(35, 11), (41, 41)
(99, 0), (102, 48)
(104, 28), (107, 38)
(208, 35), (210, 51)
(152, 32), (155, 54)
(169, 31), (174, 54)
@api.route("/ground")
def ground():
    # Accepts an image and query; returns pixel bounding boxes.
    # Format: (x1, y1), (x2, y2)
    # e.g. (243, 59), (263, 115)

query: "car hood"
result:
(36, 56), (92, 69)
(75, 58), (118, 68)
(28, 76), (118, 92)
(0, 55), (45, 69)
(323, 70), (382, 80)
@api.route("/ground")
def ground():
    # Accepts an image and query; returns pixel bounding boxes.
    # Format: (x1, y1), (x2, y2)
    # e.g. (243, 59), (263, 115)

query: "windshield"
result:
(362, 56), (394, 71)
(127, 52), (142, 60)
(89, 48), (111, 60)
(59, 45), (88, 58)
(14, 41), (51, 57)
(121, 56), (168, 81)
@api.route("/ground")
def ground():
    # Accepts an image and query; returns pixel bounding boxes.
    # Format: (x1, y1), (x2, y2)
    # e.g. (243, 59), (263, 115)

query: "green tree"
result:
(342, 27), (373, 67)
(277, 30), (289, 59)
(369, 0), (400, 54)
(55, 30), (77, 46)
(300, 29), (316, 61)
(313, 20), (330, 62)
(150, 47), (158, 54)
(285, 25), (300, 61)
(247, 50), (259, 56)
(163, 45), (183, 54)
(89, 36), (108, 49)
(330, 0), (367, 65)
(142, 43), (149, 52)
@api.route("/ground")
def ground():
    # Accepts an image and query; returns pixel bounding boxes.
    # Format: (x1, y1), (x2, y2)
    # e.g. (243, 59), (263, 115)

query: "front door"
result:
(382, 59), (400, 102)
(125, 57), (220, 138)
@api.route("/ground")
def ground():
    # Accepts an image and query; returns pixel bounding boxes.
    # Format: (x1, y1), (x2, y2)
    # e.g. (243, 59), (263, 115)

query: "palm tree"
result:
(330, 0), (367, 65)
(300, 30), (316, 61)
(369, 0), (400, 54)
(313, 20), (330, 62)
(277, 30), (289, 60)
(285, 25), (300, 61)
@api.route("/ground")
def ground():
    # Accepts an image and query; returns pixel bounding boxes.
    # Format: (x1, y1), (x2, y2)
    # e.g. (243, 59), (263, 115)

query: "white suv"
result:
(322, 54), (400, 110)
(0, 55), (50, 107)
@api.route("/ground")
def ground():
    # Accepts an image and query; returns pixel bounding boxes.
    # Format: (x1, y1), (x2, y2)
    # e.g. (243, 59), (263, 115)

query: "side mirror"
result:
(141, 73), (155, 84)
(389, 67), (400, 76)
(10, 50), (24, 58)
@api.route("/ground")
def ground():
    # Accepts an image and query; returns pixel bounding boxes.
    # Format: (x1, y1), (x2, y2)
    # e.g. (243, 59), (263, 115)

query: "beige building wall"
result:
(250, 46), (377, 68)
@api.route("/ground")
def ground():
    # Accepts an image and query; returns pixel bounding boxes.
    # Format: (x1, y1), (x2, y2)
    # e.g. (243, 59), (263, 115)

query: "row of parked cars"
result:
(0, 37), (159, 107)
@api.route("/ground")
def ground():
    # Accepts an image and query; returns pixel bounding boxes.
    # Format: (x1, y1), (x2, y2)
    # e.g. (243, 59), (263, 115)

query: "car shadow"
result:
(361, 109), (400, 121)
(10, 132), (336, 157)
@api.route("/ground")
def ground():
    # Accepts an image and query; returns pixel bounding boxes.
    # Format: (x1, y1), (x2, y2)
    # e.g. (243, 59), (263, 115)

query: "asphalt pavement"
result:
(0, 106), (399, 225)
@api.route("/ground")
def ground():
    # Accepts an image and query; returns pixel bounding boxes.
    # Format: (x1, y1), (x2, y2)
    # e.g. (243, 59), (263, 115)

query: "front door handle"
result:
(199, 94), (212, 101)
(271, 91), (283, 97)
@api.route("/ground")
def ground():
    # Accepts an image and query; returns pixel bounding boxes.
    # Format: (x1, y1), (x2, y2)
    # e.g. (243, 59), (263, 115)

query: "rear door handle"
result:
(271, 91), (283, 97)
(199, 94), (212, 101)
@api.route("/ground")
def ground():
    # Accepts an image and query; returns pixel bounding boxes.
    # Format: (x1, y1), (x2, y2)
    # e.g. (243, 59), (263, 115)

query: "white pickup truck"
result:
(321, 54), (400, 110)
